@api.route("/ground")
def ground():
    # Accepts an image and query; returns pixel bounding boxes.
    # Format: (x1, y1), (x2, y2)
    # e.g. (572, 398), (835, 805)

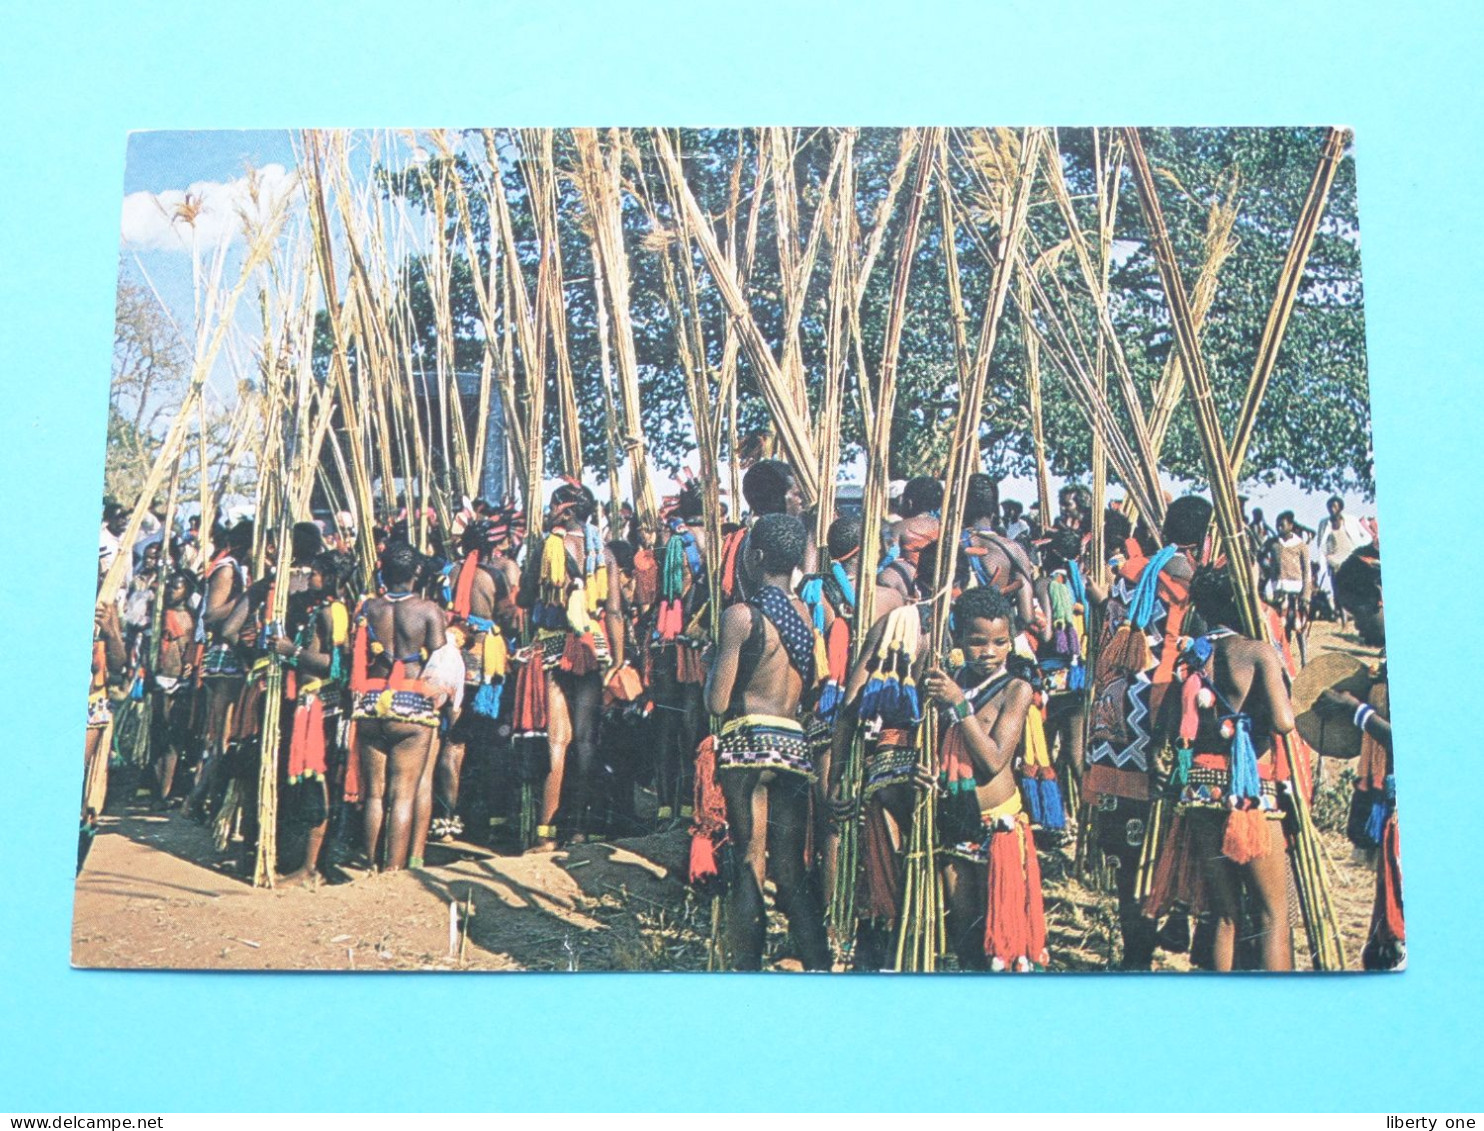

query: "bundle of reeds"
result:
(652, 129), (822, 506)
(1123, 127), (1344, 970)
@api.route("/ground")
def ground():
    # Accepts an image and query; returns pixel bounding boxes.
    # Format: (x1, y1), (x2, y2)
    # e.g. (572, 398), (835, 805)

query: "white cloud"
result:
(120, 163), (301, 252)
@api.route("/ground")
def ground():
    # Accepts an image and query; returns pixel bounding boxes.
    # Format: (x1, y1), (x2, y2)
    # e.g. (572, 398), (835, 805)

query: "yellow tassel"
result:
(484, 628), (507, 681)
(329, 602), (349, 647)
(541, 533), (568, 588)
(375, 689), (394, 717)
(811, 629), (829, 687)
(1022, 703), (1051, 770)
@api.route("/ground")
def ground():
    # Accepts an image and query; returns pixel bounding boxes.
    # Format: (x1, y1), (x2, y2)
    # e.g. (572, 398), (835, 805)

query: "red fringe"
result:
(1144, 812), (1208, 919)
(632, 549), (658, 609)
(511, 658), (548, 732)
(560, 631), (601, 676)
(287, 696), (327, 781)
(691, 735), (727, 834)
(229, 678), (266, 742)
(689, 735), (728, 886)
(984, 815), (1048, 969)
(1221, 808), (1270, 865)
(861, 799), (901, 923)
(676, 645), (707, 685)
(688, 835), (718, 885)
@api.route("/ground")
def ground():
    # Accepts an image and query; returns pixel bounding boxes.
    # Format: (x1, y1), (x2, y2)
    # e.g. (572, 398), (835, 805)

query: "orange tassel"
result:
(984, 816), (1048, 970)
(1221, 807), (1271, 865)
(452, 550), (480, 619)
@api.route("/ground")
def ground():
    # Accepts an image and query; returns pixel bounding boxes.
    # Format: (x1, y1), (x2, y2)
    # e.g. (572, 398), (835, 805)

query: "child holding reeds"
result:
(924, 585), (1043, 971)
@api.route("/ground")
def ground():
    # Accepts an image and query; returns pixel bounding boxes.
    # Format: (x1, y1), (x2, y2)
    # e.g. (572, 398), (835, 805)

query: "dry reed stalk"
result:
(929, 129), (1044, 655)
(1123, 129), (1260, 634)
(572, 128), (658, 527)
(1089, 128), (1123, 589)
(826, 129), (935, 948)
(98, 193), (292, 611)
(814, 128), (858, 561)
(1020, 276), (1053, 522)
(524, 130), (584, 482)
(301, 130), (378, 585)
(483, 130), (548, 519)
(1009, 251), (1165, 527)
(1228, 127), (1349, 471)
(770, 127), (847, 427)
(1125, 126), (1344, 971)
(864, 126), (942, 971)
(651, 128), (821, 505)
(1146, 174), (1242, 458)
(1042, 130), (1160, 483)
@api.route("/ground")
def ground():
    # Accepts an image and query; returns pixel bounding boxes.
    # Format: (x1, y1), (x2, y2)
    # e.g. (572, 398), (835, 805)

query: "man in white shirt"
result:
(1313, 495), (1372, 626)
(99, 503), (129, 582)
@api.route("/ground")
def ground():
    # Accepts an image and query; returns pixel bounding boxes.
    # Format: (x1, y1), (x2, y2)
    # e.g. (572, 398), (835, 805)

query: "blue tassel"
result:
(129, 674), (145, 701)
(472, 680), (504, 719)
(859, 676), (882, 719)
(1038, 776), (1067, 830)
(1067, 661), (1086, 692)
(1227, 715), (1261, 801)
(1021, 774), (1044, 825)
(1365, 798), (1391, 845)
(800, 578), (828, 632)
(817, 681), (842, 723)
(901, 681), (920, 723)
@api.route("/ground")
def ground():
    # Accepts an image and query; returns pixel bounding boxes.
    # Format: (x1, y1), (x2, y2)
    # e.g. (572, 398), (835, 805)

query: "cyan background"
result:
(2, 0), (1479, 1112)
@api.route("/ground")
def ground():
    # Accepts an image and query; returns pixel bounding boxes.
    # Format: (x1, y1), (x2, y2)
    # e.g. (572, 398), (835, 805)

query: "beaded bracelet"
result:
(1354, 703), (1375, 732)
(952, 699), (971, 723)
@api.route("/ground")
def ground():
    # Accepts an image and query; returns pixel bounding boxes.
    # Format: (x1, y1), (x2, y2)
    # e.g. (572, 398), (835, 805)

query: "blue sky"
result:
(123, 129), (296, 193)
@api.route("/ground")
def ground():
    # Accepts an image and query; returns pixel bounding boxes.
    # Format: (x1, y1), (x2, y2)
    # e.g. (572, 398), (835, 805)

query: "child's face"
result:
(956, 615), (1014, 675)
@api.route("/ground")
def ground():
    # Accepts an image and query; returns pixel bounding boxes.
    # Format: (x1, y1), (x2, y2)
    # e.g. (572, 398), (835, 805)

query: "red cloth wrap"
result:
(288, 696), (327, 781)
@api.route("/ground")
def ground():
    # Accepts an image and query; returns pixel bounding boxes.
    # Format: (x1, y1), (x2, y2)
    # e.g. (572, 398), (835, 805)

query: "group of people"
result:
(84, 453), (1402, 973)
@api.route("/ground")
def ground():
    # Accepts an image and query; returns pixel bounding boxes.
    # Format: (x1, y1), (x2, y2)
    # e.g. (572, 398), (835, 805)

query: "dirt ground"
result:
(71, 618), (1386, 974)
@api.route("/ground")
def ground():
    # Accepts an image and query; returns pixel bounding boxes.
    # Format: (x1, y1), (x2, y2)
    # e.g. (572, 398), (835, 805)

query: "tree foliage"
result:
(368, 127), (1373, 500)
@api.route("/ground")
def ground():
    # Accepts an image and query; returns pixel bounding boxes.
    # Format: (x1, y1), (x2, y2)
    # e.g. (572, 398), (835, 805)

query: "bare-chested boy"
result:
(924, 585), (1042, 971)
(349, 541), (447, 872)
(705, 513), (830, 971)
(1145, 563), (1296, 971)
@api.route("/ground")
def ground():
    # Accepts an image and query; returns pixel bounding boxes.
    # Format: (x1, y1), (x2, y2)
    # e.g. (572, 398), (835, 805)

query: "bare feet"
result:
(276, 868), (320, 889)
